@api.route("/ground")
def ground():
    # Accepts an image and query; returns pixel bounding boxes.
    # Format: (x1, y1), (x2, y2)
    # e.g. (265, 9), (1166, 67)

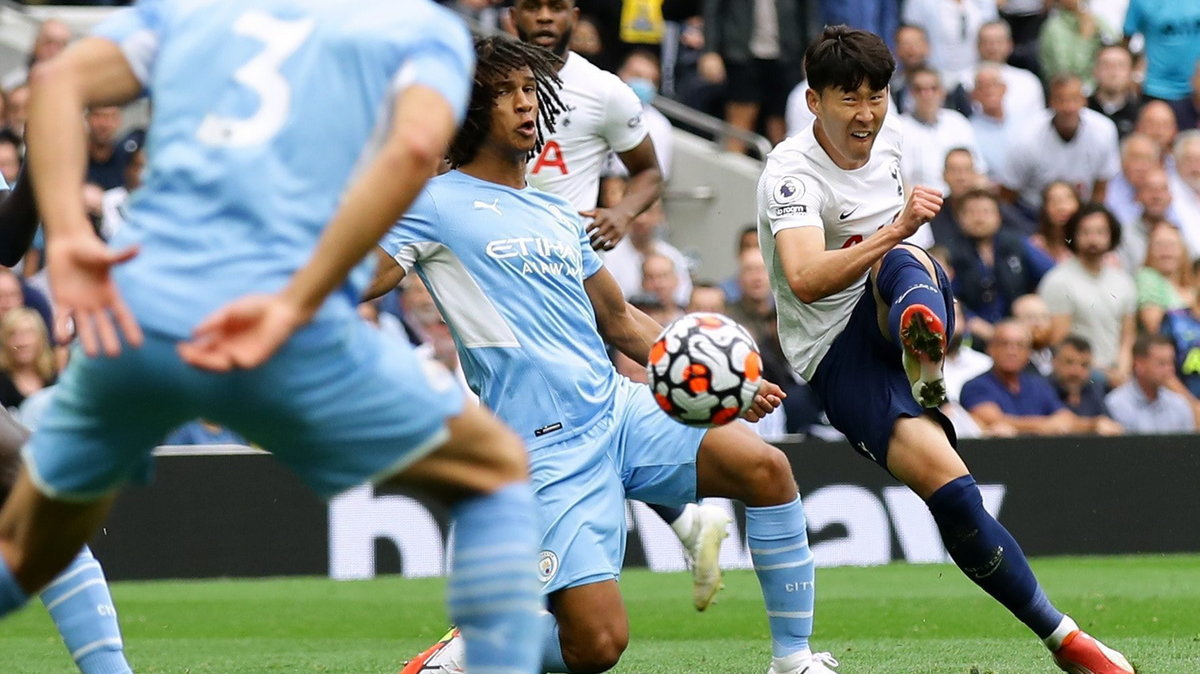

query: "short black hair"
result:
(1055, 334), (1093, 355)
(1133, 333), (1174, 359)
(804, 25), (894, 95)
(448, 35), (565, 168)
(957, 187), (999, 208)
(1064, 202), (1122, 253)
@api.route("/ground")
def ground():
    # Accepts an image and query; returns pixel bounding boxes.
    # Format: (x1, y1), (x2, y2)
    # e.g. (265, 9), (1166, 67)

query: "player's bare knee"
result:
(562, 624), (629, 673)
(743, 444), (797, 507)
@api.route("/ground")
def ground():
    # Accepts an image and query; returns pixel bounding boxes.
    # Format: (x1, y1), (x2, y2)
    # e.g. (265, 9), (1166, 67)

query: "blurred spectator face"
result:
(511, 0), (578, 57)
(687, 286), (727, 314)
(7, 86), (29, 135)
(1075, 212), (1114, 259)
(1120, 134), (1161, 188)
(943, 150), (977, 197)
(618, 53), (660, 103)
(739, 228), (759, 253)
(1052, 342), (1093, 391)
(2, 310), (46, 369)
(642, 254), (678, 307)
(738, 249), (770, 304)
(33, 20), (70, 64)
(400, 275), (442, 332)
(1145, 223), (1185, 277)
(1135, 168), (1172, 221)
(1175, 138), (1200, 192)
(1094, 47), (1133, 96)
(0, 141), (20, 185)
(0, 271), (21, 316)
(971, 67), (1007, 117)
(1043, 182), (1080, 227)
(569, 17), (601, 58)
(1135, 101), (1178, 154)
(1049, 78), (1086, 135)
(909, 70), (945, 122)
(957, 195), (1002, 240)
(86, 107), (122, 147)
(1012, 294), (1053, 348)
(976, 22), (1012, 63)
(1134, 342), (1176, 389)
(894, 26), (929, 71)
(630, 199), (664, 245)
(988, 322), (1033, 376)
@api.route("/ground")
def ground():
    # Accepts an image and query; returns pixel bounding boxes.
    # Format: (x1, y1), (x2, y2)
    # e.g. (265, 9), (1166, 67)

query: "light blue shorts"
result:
(532, 377), (707, 595)
(24, 319), (464, 501)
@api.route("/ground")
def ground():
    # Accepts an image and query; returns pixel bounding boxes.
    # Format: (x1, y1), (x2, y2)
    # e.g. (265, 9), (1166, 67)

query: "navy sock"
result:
(927, 475), (1063, 639)
(874, 248), (949, 346)
(647, 503), (685, 525)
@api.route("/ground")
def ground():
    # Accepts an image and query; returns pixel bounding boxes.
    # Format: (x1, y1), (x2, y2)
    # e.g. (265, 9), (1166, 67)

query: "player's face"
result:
(808, 82), (889, 170)
(488, 68), (540, 157)
(512, 0), (577, 57)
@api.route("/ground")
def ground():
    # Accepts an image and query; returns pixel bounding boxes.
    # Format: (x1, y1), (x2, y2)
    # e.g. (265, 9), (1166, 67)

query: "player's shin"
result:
(746, 495), (814, 658)
(40, 546), (131, 674)
(447, 483), (546, 673)
(876, 248), (949, 349)
(927, 475), (1064, 639)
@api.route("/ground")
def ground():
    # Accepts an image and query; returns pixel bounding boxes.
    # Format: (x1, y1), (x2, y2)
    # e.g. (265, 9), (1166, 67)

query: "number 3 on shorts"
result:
(197, 11), (315, 148)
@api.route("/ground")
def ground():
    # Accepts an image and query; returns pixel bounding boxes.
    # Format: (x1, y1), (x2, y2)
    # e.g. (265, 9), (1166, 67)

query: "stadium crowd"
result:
(0, 0), (1199, 444)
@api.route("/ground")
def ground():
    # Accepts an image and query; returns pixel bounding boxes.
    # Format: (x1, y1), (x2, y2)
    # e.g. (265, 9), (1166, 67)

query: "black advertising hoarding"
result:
(88, 435), (1200, 581)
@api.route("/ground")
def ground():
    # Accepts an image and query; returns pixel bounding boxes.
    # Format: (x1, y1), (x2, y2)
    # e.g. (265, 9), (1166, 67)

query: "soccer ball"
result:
(646, 313), (763, 427)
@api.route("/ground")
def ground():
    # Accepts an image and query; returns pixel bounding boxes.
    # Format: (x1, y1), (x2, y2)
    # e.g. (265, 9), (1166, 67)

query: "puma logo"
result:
(473, 199), (502, 216)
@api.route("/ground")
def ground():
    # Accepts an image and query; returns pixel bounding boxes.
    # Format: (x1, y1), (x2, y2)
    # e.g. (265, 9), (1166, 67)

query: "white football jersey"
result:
(527, 51), (649, 212)
(757, 113), (907, 381)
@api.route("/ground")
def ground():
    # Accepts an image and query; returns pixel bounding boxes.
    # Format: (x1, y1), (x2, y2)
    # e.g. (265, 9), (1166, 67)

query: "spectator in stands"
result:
(1088, 45), (1141, 138)
(1161, 264), (1200, 399)
(891, 23), (972, 117)
(1182, 61), (1200, 131)
(996, 0), (1046, 74)
(974, 20), (1045, 116)
(969, 64), (1017, 186)
(1031, 180), (1084, 262)
(930, 148), (983, 245)
(1012, 293), (1056, 375)
(1123, 0), (1200, 130)
(100, 146), (145, 241)
(1172, 131), (1200, 240)
(1134, 101), (1179, 164)
(817, 0), (900, 50)
(641, 252), (686, 321)
(0, 307), (56, 410)
(1037, 0), (1117, 89)
(1, 19), (70, 91)
(698, 0), (806, 150)
(611, 50), (673, 180)
(0, 268), (50, 332)
(943, 300), (993, 404)
(1135, 221), (1193, 334)
(725, 247), (774, 346)
(5, 85), (29, 139)
(719, 224), (758, 302)
(899, 67), (985, 194)
(85, 106), (134, 190)
(567, 15), (605, 66)
(1105, 133), (1172, 231)
(0, 131), (21, 186)
(606, 199), (691, 306)
(686, 282), (727, 314)
(961, 319), (1110, 435)
(902, 0), (997, 93)
(1049, 335), (1120, 425)
(1039, 203), (1137, 386)
(1105, 334), (1196, 433)
(1115, 167), (1176, 272)
(949, 189), (1054, 343)
(1001, 74), (1120, 212)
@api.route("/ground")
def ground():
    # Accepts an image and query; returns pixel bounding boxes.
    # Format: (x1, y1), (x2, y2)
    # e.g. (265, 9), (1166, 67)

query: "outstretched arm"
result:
(583, 137), (662, 250)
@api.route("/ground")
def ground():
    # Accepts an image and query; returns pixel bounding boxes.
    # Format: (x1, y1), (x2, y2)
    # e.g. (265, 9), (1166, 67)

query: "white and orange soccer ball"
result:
(646, 313), (763, 427)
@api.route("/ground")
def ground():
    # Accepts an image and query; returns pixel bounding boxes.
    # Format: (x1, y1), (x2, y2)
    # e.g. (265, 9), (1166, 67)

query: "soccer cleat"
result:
(398, 627), (464, 674)
(678, 503), (732, 611)
(898, 304), (948, 408)
(1052, 630), (1135, 674)
(767, 651), (840, 674)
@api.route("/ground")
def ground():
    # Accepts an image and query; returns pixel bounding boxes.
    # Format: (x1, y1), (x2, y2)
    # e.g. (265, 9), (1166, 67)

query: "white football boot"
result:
(674, 502), (732, 611)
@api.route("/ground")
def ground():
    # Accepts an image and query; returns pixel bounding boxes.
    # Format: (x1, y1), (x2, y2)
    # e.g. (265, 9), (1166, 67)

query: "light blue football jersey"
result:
(93, 0), (473, 337)
(381, 170), (620, 449)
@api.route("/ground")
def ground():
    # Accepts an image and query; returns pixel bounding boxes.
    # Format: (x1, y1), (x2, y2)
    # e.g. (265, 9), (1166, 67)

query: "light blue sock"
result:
(539, 610), (569, 673)
(746, 496), (814, 658)
(40, 547), (131, 674)
(448, 484), (545, 674)
(0, 550), (30, 615)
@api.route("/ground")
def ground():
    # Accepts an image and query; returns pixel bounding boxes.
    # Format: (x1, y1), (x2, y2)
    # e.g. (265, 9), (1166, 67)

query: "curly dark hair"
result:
(447, 35), (566, 168)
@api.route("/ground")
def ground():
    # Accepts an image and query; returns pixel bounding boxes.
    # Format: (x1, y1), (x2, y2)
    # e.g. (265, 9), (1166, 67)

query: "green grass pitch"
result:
(6, 554), (1199, 673)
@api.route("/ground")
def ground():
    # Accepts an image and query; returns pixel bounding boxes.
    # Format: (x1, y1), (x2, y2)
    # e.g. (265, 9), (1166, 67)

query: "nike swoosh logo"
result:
(839, 206), (860, 220)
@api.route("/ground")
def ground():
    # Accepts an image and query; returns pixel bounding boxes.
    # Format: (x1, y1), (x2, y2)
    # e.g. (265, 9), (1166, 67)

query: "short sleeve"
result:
(92, 1), (167, 86)
(758, 167), (826, 235)
(602, 79), (649, 154)
(1123, 0), (1142, 36)
(1038, 269), (1073, 316)
(1032, 376), (1065, 415)
(959, 375), (993, 411)
(579, 216), (604, 278)
(380, 188), (441, 271)
(393, 20), (475, 124)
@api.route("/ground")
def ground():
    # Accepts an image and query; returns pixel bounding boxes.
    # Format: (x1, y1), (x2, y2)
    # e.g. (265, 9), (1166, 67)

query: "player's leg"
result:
(542, 581), (629, 674)
(643, 501), (731, 612)
(0, 408), (132, 674)
(870, 244), (951, 407)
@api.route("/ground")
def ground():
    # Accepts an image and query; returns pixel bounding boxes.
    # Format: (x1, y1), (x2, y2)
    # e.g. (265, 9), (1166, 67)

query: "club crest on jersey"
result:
(773, 176), (805, 204)
(890, 161), (903, 197)
(538, 550), (559, 583)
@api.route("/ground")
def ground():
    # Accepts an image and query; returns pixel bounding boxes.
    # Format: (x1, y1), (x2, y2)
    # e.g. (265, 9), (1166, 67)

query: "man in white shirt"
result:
(902, 0), (999, 91)
(1170, 131), (1200, 244)
(604, 199), (692, 305)
(1001, 74), (1120, 211)
(1105, 334), (1196, 434)
(898, 66), (986, 194)
(969, 64), (1019, 185)
(973, 20), (1045, 117)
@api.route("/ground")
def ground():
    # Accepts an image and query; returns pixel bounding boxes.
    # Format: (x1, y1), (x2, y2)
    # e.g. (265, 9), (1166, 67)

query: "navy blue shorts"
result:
(809, 257), (957, 472)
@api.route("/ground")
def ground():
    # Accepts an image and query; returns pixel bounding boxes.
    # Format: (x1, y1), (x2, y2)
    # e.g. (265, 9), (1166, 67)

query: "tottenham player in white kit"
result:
(509, 0), (734, 611)
(758, 26), (1134, 674)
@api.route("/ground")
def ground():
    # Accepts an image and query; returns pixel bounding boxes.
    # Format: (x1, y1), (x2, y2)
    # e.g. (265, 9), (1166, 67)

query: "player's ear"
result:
(805, 87), (819, 116)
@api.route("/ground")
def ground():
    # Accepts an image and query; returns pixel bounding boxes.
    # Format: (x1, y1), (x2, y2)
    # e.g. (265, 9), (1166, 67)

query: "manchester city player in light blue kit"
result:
(375, 36), (836, 674)
(0, 2), (547, 671)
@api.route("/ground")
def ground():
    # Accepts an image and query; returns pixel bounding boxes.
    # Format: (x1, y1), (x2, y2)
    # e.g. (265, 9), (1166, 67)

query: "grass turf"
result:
(5, 554), (1199, 673)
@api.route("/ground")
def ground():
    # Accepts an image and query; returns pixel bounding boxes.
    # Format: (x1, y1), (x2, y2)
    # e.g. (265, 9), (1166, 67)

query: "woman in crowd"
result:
(0, 307), (55, 409)
(1136, 221), (1193, 333)
(1030, 181), (1082, 262)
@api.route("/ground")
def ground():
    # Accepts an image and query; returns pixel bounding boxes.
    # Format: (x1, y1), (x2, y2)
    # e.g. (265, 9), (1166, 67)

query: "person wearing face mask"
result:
(607, 49), (674, 181)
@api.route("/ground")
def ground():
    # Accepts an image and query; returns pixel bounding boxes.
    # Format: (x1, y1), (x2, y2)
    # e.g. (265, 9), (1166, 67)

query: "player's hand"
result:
(177, 294), (304, 372)
(698, 52), (726, 84)
(742, 380), (787, 422)
(46, 233), (142, 357)
(582, 207), (633, 251)
(894, 186), (943, 238)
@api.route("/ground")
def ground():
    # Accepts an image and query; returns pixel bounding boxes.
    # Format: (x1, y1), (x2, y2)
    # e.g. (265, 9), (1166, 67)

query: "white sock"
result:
(771, 648), (814, 673)
(1043, 615), (1079, 651)
(670, 502), (698, 541)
